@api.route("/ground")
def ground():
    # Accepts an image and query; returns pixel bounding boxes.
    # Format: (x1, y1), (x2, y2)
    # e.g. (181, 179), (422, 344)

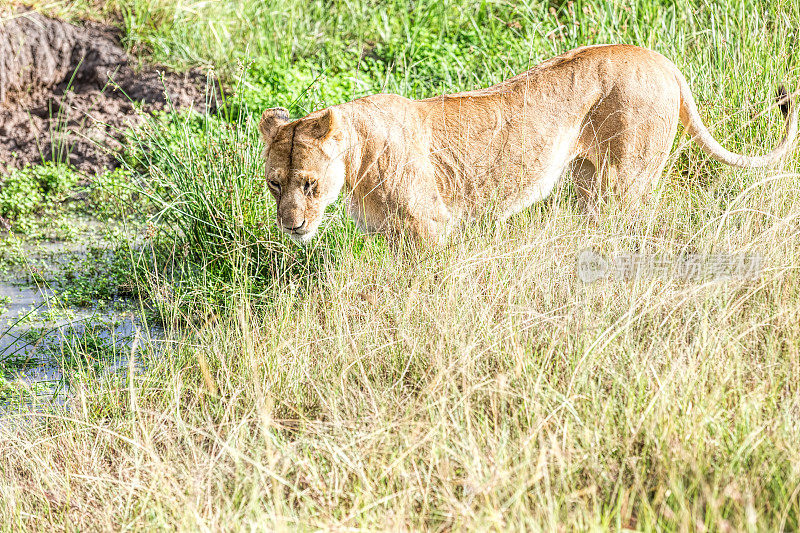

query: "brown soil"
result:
(0, 10), (216, 174)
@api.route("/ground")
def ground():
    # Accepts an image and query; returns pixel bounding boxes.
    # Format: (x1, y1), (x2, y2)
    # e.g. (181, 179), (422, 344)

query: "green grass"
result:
(2, 0), (800, 529)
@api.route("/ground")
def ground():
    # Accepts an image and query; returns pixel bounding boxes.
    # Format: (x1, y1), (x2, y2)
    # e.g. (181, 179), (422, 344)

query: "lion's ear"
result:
(309, 107), (343, 142)
(258, 107), (290, 144)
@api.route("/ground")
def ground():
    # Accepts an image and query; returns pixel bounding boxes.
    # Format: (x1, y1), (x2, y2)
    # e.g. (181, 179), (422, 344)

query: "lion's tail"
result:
(674, 68), (798, 168)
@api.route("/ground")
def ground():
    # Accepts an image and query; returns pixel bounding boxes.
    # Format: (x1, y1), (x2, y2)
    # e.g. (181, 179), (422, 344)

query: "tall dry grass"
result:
(3, 169), (800, 528)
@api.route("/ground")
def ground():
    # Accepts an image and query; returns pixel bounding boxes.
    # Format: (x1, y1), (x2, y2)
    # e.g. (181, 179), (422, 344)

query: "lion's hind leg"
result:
(570, 156), (607, 220)
(574, 119), (677, 218)
(606, 130), (675, 215)
(603, 100), (679, 211)
(572, 151), (670, 221)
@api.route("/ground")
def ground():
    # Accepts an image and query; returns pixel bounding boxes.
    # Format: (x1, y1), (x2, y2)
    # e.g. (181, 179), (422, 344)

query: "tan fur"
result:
(258, 44), (798, 245)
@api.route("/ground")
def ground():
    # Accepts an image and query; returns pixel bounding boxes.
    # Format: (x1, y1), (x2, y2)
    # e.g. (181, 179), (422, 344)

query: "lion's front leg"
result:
(346, 194), (385, 236)
(365, 157), (455, 247)
(403, 162), (460, 247)
(400, 203), (454, 247)
(345, 186), (453, 246)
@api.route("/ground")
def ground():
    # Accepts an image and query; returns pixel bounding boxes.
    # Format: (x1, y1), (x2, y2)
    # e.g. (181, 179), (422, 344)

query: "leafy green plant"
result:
(0, 163), (80, 221)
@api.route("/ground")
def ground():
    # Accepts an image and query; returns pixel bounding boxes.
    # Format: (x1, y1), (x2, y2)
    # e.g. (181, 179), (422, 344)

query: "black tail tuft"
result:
(777, 85), (791, 118)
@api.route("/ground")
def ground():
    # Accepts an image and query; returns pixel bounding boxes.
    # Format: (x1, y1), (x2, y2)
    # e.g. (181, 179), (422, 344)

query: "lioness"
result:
(259, 44), (797, 244)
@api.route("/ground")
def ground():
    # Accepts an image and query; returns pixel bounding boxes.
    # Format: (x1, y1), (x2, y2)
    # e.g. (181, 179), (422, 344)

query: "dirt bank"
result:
(0, 10), (216, 174)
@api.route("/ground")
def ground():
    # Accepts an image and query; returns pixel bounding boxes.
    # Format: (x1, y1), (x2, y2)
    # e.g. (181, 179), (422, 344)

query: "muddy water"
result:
(0, 234), (155, 409)
(0, 282), (141, 403)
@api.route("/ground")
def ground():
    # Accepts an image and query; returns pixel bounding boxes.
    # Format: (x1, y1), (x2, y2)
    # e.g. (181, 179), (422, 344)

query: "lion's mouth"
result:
(287, 230), (316, 244)
(280, 220), (317, 243)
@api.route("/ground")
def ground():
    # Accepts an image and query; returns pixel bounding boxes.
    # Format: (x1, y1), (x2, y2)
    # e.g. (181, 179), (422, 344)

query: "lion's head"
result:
(258, 107), (347, 243)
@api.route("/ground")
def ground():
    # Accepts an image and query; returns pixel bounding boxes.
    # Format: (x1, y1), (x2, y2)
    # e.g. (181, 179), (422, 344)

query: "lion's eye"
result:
(268, 180), (281, 192)
(303, 180), (316, 196)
